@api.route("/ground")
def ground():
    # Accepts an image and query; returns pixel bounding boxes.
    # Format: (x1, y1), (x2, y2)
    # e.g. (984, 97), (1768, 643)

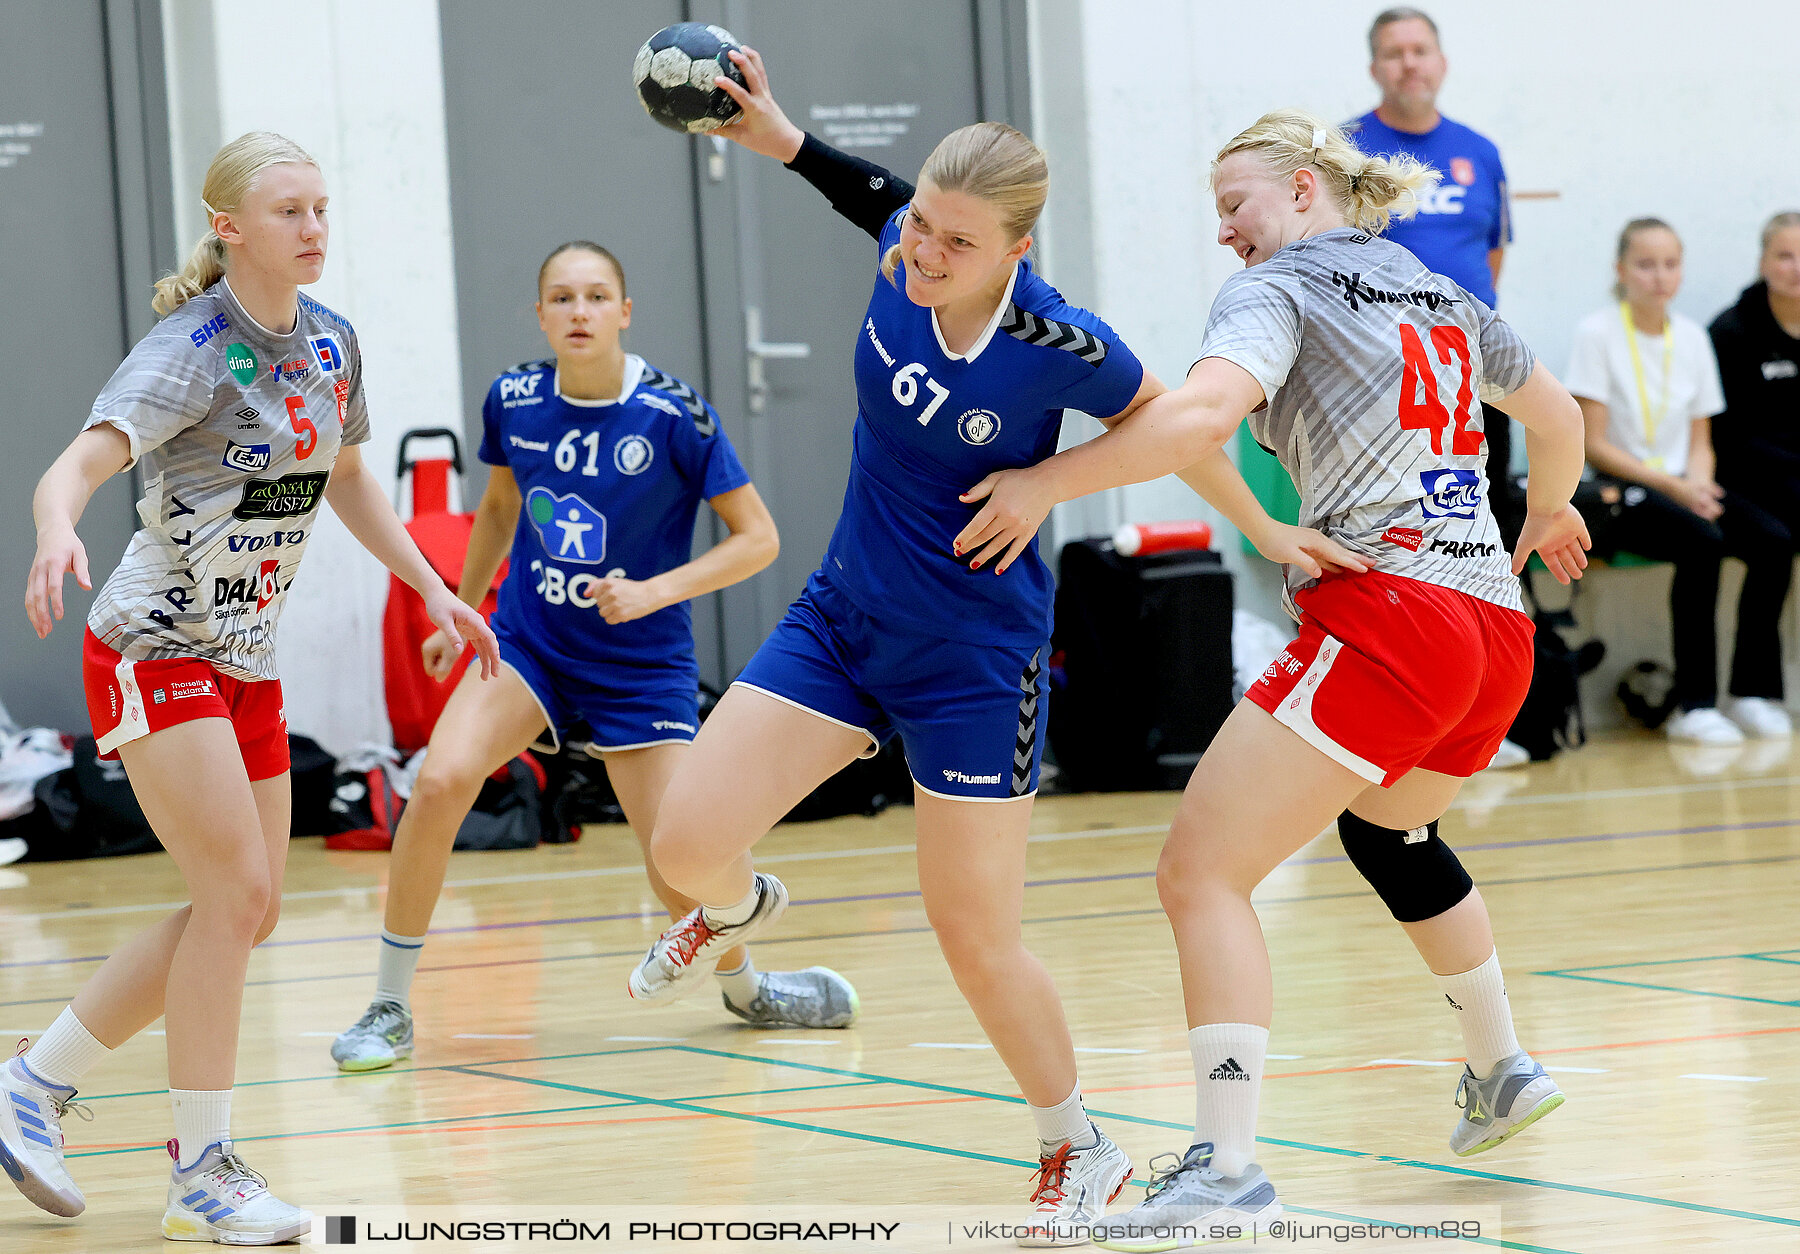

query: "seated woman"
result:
(1707, 211), (1800, 735)
(1566, 218), (1791, 743)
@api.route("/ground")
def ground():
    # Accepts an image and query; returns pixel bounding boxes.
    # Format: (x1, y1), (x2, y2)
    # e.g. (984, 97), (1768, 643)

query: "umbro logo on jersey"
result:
(190, 313), (230, 347)
(1330, 271), (1461, 314)
(1209, 1058), (1252, 1081)
(308, 334), (344, 372)
(222, 441), (272, 473)
(235, 406), (260, 430)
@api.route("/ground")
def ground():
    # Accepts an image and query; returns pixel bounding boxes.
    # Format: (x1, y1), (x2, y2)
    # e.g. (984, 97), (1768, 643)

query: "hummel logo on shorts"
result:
(1209, 1057), (1251, 1081)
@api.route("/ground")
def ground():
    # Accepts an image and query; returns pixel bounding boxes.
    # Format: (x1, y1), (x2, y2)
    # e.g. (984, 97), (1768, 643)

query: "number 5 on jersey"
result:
(285, 396), (317, 460)
(893, 362), (950, 426)
(1398, 323), (1482, 457)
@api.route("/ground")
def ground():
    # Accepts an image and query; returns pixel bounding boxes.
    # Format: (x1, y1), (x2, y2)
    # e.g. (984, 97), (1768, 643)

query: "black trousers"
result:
(1574, 477), (1795, 708)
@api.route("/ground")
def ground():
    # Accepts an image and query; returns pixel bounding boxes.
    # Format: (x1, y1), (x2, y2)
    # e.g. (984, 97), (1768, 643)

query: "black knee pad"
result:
(1336, 810), (1474, 923)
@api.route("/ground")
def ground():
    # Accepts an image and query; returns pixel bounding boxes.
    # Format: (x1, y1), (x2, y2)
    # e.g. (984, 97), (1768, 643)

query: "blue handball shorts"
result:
(732, 573), (1047, 801)
(492, 619), (699, 754)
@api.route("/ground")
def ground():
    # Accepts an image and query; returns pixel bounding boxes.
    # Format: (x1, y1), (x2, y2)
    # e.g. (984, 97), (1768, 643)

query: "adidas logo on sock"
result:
(1208, 1057), (1251, 1081)
(1445, 993), (1463, 1011)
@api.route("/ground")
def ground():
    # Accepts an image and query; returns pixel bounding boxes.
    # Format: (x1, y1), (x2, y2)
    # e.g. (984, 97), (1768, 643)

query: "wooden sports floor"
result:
(2, 734), (1796, 1252)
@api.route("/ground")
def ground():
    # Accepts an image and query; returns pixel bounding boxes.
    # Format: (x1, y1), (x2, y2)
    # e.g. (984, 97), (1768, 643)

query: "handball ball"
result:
(633, 23), (747, 134)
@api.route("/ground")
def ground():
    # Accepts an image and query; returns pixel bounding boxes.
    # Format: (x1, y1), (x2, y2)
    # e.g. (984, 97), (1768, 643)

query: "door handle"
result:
(745, 305), (810, 414)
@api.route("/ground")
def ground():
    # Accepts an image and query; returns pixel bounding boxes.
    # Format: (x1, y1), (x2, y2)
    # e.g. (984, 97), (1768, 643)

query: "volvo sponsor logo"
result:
(228, 529), (306, 553)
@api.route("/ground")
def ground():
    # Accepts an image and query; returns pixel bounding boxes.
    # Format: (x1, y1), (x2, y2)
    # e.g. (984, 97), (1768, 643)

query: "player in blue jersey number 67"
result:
(625, 49), (1365, 1245)
(329, 239), (863, 1074)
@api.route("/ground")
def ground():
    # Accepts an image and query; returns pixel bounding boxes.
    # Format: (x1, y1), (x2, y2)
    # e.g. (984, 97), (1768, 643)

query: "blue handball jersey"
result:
(478, 354), (750, 679)
(824, 209), (1144, 644)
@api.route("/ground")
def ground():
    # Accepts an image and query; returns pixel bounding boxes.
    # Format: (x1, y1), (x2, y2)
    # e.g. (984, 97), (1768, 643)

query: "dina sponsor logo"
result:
(225, 342), (258, 385)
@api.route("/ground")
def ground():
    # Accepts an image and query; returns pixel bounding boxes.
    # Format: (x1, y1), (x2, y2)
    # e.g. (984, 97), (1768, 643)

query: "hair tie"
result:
(1348, 170), (1364, 192)
(200, 198), (217, 218)
(1310, 126), (1328, 153)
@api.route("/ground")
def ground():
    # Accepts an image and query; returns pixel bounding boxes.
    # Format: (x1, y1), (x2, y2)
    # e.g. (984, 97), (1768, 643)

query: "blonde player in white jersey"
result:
(7, 133), (498, 1245)
(958, 110), (1591, 1244)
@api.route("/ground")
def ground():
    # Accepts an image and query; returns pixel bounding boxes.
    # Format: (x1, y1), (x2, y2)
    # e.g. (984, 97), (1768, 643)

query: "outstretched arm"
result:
(25, 425), (132, 637)
(324, 443), (500, 677)
(1502, 362), (1592, 584)
(713, 47), (913, 240)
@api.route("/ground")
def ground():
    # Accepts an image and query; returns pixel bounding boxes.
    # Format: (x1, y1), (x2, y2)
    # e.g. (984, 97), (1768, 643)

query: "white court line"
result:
(755, 1039), (840, 1047)
(454, 1033), (533, 1040)
(13, 771), (1797, 926)
(910, 1042), (992, 1050)
(1073, 1047), (1147, 1055)
(1267, 1054), (1305, 1060)
(297, 1032), (340, 1038)
(1544, 1066), (1609, 1074)
(1679, 1072), (1766, 1082)
(605, 1035), (685, 1043)
(1367, 1058), (1460, 1067)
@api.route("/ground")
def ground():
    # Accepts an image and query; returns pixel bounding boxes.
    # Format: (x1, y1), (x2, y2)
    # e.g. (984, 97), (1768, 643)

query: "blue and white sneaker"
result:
(1020, 1123), (1133, 1247)
(1450, 1050), (1564, 1156)
(0, 1051), (89, 1217)
(162, 1139), (312, 1245)
(629, 873), (790, 1007)
(1092, 1142), (1280, 1251)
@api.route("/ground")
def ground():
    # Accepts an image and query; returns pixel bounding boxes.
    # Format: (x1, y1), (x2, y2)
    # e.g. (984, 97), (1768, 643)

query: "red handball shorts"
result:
(83, 629), (290, 780)
(1247, 570), (1534, 787)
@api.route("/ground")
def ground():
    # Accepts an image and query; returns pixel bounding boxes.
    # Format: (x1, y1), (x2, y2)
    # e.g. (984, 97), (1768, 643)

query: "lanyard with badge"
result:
(1619, 301), (1674, 470)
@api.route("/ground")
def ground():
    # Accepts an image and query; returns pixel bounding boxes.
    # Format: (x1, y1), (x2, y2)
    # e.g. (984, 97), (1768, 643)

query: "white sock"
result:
(375, 930), (426, 1009)
(1436, 950), (1520, 1078)
(21, 1006), (111, 1091)
(170, 1089), (232, 1169)
(1189, 1022), (1268, 1178)
(1029, 1081), (1093, 1152)
(715, 956), (761, 1005)
(701, 879), (762, 928)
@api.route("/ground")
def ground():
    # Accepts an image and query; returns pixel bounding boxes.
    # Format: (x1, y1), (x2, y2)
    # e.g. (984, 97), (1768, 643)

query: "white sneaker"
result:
(628, 873), (790, 1007)
(0, 1052), (90, 1217)
(162, 1139), (312, 1245)
(1020, 1123), (1134, 1247)
(1724, 697), (1793, 739)
(1664, 707), (1746, 745)
(1484, 739), (1530, 770)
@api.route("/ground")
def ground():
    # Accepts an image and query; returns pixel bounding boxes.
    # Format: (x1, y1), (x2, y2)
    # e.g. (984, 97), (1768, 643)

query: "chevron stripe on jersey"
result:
(999, 306), (1109, 366)
(1012, 648), (1043, 796)
(639, 367), (716, 437)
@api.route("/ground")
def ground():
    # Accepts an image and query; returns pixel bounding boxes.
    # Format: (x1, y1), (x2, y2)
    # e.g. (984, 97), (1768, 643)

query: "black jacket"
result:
(1708, 280), (1800, 487)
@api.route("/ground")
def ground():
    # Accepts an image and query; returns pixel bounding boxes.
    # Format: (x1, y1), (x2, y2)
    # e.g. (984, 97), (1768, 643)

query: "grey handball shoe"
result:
(628, 873), (790, 1006)
(1449, 1050), (1564, 1156)
(1018, 1123), (1133, 1247)
(722, 967), (860, 1028)
(331, 1000), (414, 1073)
(1092, 1142), (1280, 1251)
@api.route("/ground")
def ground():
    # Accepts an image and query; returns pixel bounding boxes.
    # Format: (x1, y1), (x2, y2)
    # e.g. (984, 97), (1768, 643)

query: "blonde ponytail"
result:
(151, 131), (318, 316)
(881, 122), (1049, 285)
(1215, 109), (1438, 236)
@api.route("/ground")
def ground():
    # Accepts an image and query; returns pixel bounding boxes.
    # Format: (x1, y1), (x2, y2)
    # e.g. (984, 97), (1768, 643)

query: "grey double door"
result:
(439, 0), (1027, 687)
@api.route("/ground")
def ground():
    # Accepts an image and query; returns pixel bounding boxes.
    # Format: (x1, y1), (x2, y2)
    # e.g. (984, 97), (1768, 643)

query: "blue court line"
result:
(1540, 948), (1796, 974)
(8, 851), (1799, 1011)
(9, 812), (1796, 974)
(1533, 973), (1798, 1010)
(454, 1063), (1577, 1254)
(605, 1045), (1800, 1231)
(1535, 949), (1800, 1010)
(1745, 954), (1800, 966)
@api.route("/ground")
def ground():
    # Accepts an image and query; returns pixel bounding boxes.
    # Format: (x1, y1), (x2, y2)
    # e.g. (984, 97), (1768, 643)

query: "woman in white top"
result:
(1566, 218), (1793, 743)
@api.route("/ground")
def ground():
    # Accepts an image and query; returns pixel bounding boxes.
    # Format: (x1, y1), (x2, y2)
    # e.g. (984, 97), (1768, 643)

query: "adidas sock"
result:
(1189, 1022), (1268, 1178)
(1435, 950), (1520, 1078)
(170, 1089), (232, 1169)
(715, 956), (761, 1006)
(701, 878), (762, 929)
(1029, 1082), (1094, 1153)
(22, 1006), (111, 1090)
(375, 930), (426, 1010)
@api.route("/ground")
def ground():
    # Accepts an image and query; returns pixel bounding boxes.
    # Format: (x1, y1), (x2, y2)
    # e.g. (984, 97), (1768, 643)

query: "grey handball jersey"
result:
(1199, 227), (1534, 613)
(83, 280), (371, 681)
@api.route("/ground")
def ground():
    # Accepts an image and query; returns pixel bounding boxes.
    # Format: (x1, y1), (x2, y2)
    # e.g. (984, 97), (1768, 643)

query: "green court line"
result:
(1537, 949), (1794, 974)
(1536, 972), (1800, 1009)
(67, 1099), (642, 1159)
(462, 1062), (1576, 1254)
(652, 1044), (1798, 1231)
(1744, 954), (1800, 966)
(76, 1044), (677, 1103)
